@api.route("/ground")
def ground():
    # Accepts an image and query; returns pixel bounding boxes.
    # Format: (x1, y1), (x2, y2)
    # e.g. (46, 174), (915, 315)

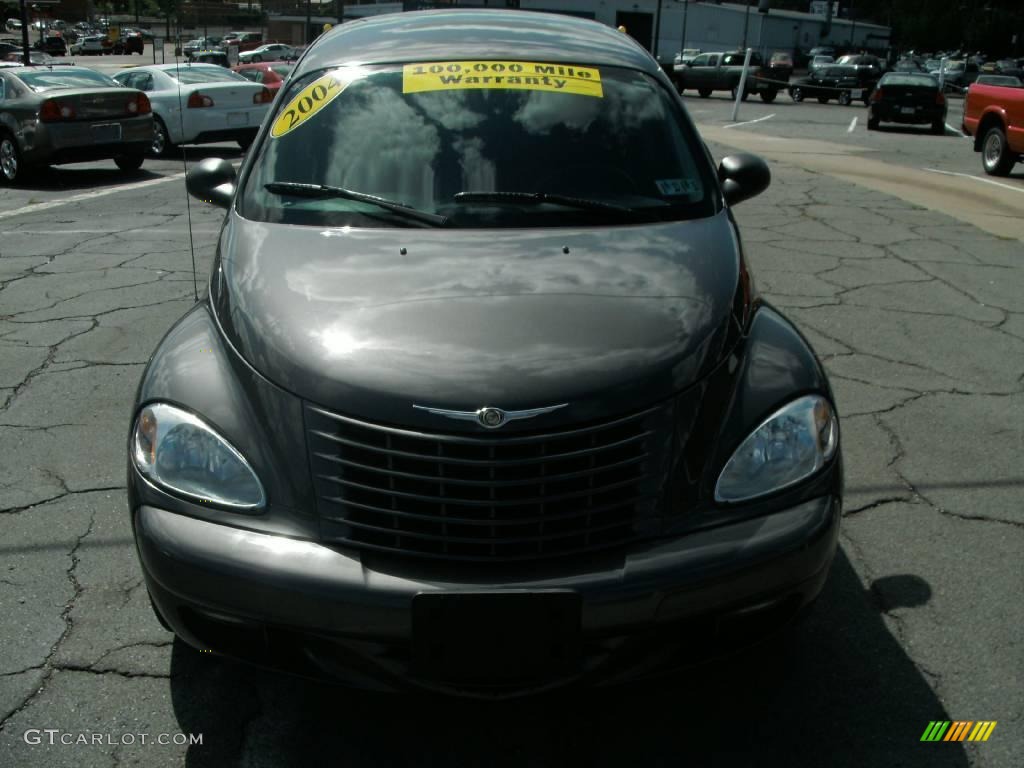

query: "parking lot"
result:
(0, 55), (1021, 767)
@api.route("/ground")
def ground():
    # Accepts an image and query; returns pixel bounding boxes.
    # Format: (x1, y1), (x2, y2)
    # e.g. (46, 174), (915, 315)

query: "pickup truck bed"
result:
(962, 82), (1024, 176)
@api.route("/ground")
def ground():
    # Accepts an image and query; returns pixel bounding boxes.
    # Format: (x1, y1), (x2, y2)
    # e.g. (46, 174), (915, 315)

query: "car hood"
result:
(210, 210), (743, 429)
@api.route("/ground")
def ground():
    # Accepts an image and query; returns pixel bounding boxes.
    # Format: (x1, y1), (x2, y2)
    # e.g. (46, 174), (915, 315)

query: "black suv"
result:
(35, 34), (66, 56)
(790, 65), (872, 105)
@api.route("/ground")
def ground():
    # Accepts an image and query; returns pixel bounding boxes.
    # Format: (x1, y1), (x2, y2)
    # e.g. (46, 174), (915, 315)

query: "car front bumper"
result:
(136, 493), (840, 696)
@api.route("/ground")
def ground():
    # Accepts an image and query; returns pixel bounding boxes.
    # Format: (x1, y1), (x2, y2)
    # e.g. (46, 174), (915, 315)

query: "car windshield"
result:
(16, 68), (118, 91)
(270, 65), (292, 77)
(881, 74), (937, 87)
(722, 52), (763, 66)
(242, 63), (715, 228)
(166, 65), (246, 84)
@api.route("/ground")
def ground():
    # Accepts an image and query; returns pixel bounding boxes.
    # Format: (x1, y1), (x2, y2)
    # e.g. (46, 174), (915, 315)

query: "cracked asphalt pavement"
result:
(0, 120), (1021, 766)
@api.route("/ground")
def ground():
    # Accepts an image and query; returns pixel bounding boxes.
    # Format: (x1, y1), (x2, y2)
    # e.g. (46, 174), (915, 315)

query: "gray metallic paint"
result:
(0, 73), (151, 165)
(127, 8), (843, 691)
(209, 210), (743, 429)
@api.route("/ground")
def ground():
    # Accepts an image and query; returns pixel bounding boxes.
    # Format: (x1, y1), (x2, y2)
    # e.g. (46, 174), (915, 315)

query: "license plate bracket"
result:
(412, 592), (582, 684)
(91, 123), (122, 143)
(900, 106), (916, 115)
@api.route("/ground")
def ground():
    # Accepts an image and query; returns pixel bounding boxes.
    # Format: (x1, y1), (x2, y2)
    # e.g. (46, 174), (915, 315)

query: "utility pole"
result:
(741, 0), (752, 51)
(306, 0), (311, 44)
(849, 0), (856, 49)
(679, 0), (689, 53)
(652, 0), (663, 60)
(18, 0), (30, 65)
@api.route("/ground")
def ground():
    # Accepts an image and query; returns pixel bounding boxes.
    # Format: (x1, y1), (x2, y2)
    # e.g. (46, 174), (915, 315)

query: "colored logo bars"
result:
(921, 721), (997, 742)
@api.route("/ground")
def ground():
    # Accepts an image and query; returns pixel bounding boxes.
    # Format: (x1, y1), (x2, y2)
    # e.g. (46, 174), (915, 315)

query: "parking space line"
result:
(847, 117), (858, 133)
(0, 171), (188, 222)
(724, 113), (775, 129)
(924, 167), (1024, 194)
(945, 123), (968, 138)
(0, 160), (241, 223)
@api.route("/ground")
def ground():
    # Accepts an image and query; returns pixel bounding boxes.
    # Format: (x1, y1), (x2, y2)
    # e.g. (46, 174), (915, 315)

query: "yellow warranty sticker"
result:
(403, 61), (603, 98)
(271, 69), (360, 138)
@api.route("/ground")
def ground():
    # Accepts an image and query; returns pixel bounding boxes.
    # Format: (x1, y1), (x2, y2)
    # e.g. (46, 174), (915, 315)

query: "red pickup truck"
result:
(962, 82), (1024, 176)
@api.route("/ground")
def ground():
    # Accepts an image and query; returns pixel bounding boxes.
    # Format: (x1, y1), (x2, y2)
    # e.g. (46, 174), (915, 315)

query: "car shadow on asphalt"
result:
(12, 147), (244, 192)
(11, 165), (165, 192)
(167, 548), (967, 767)
(871, 125), (948, 137)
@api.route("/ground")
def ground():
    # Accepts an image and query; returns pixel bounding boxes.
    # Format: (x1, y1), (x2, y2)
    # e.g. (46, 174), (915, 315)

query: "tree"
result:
(153, 0), (178, 38)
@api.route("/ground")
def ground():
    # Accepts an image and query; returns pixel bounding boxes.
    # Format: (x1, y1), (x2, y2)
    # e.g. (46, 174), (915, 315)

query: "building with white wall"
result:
(268, 1), (891, 59)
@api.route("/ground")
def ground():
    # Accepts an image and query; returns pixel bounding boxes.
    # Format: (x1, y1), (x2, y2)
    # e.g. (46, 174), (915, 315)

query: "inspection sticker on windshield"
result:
(271, 69), (361, 138)
(403, 61), (603, 98)
(655, 178), (700, 196)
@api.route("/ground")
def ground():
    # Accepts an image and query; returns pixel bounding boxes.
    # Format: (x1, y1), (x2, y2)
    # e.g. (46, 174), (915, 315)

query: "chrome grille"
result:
(305, 404), (669, 563)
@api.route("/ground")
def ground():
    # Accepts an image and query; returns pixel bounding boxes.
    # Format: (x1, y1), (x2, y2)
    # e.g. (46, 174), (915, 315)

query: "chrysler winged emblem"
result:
(412, 403), (568, 429)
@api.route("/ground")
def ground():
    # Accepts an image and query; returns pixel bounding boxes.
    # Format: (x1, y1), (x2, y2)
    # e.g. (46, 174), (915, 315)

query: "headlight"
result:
(715, 395), (838, 504)
(132, 403), (265, 511)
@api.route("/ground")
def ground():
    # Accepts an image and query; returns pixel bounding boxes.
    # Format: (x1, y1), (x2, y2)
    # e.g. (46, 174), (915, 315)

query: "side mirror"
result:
(186, 157), (237, 209)
(718, 153), (771, 206)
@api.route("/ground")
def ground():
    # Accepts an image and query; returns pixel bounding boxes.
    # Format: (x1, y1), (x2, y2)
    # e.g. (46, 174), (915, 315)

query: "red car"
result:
(231, 61), (293, 93)
(963, 82), (1024, 176)
(222, 31), (264, 53)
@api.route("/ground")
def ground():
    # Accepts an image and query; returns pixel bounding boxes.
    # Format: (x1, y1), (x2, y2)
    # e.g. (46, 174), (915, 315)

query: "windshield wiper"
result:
(264, 182), (448, 227)
(453, 191), (635, 215)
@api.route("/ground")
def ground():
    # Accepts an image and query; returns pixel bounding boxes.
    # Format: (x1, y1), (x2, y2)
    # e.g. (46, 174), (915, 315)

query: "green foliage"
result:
(750, 0), (1023, 54)
(152, 0), (179, 19)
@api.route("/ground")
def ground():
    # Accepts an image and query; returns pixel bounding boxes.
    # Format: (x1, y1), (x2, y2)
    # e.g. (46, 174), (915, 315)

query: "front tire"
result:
(867, 116), (879, 130)
(731, 86), (749, 102)
(0, 133), (23, 184)
(981, 126), (1015, 176)
(115, 154), (145, 172)
(698, 88), (712, 98)
(760, 89), (777, 104)
(790, 87), (804, 102)
(838, 90), (852, 106)
(931, 120), (945, 135)
(817, 96), (830, 104)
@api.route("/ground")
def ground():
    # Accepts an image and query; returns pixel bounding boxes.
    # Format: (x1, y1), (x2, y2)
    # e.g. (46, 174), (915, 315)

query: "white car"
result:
(113, 64), (273, 157)
(238, 43), (294, 63)
(75, 36), (108, 55)
(76, 36), (108, 55)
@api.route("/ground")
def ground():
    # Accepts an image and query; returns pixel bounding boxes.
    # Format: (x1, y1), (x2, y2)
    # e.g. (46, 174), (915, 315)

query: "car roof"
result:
(2, 64), (77, 73)
(234, 61), (288, 69)
(143, 63), (227, 71)
(297, 9), (657, 77)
